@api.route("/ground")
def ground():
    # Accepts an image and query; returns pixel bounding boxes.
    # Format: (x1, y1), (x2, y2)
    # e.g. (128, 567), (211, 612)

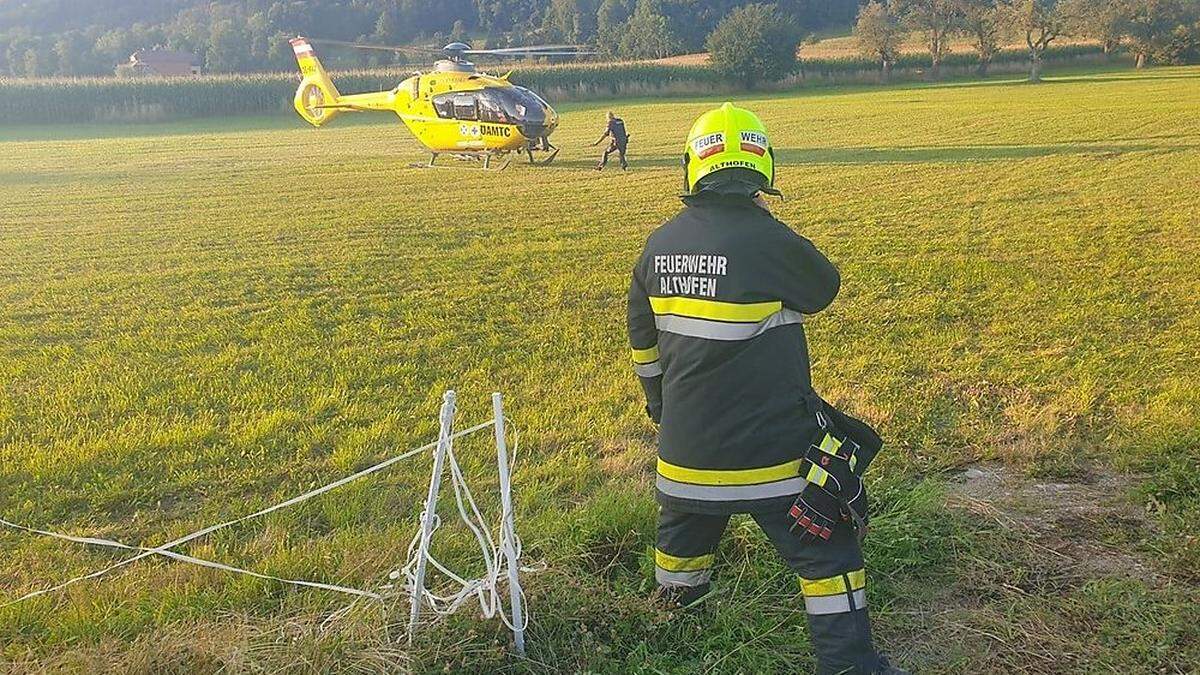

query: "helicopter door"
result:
(432, 93), (455, 119)
(452, 93), (478, 121)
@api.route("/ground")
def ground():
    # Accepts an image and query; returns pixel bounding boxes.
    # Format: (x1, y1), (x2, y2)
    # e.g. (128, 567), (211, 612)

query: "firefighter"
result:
(592, 110), (629, 170)
(626, 102), (907, 675)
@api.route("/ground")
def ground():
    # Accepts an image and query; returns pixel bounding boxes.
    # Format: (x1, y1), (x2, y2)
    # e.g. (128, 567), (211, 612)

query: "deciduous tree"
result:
(893, 0), (962, 78)
(1006, 0), (1072, 81)
(619, 0), (681, 59)
(1062, 0), (1132, 56)
(855, 1), (904, 81)
(596, 0), (636, 56)
(1125, 0), (1186, 67)
(707, 3), (803, 88)
(959, 0), (1005, 74)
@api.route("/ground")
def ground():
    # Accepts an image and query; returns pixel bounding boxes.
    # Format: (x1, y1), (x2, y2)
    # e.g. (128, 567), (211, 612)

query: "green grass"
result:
(1, 66), (1199, 673)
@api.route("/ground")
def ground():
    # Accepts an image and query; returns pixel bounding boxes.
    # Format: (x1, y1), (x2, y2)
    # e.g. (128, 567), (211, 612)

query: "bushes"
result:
(0, 45), (1111, 126)
(707, 4), (803, 88)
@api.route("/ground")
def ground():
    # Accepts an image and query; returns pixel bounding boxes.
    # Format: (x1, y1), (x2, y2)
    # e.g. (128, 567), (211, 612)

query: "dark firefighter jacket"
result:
(627, 192), (841, 515)
(606, 117), (628, 146)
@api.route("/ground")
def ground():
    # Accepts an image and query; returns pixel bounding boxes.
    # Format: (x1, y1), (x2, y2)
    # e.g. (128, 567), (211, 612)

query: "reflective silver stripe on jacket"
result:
(655, 567), (713, 587)
(656, 475), (808, 501)
(654, 308), (804, 341)
(804, 589), (867, 615)
(634, 361), (663, 377)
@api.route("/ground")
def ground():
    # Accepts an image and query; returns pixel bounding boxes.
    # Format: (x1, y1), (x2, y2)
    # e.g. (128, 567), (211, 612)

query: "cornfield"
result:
(0, 45), (1108, 125)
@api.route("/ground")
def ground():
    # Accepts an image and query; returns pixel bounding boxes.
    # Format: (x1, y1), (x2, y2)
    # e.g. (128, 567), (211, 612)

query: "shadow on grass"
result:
(775, 143), (1164, 164)
(551, 142), (1173, 170)
(915, 67), (1200, 92)
(1046, 72), (1200, 84)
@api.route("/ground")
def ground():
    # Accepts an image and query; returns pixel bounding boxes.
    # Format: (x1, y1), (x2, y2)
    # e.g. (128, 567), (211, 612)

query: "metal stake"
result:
(492, 392), (526, 655)
(408, 390), (456, 643)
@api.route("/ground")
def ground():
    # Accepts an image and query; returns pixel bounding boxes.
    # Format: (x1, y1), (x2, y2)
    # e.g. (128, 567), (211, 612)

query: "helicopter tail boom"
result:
(291, 37), (343, 127)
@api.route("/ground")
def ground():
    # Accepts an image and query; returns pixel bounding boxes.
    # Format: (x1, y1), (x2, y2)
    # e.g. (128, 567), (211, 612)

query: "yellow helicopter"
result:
(290, 37), (591, 169)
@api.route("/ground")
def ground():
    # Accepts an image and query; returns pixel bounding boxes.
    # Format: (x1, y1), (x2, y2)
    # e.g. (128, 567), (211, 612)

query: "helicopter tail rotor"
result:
(290, 37), (343, 127)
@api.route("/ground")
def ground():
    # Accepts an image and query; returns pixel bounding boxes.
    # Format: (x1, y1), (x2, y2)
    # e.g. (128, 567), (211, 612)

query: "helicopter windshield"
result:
(481, 88), (546, 125)
(429, 87), (550, 139)
(431, 89), (540, 124)
(514, 86), (550, 111)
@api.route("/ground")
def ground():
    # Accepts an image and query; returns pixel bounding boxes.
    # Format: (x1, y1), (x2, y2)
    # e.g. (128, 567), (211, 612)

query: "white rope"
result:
(0, 518), (381, 601)
(392, 417), (539, 633)
(0, 419), (497, 609)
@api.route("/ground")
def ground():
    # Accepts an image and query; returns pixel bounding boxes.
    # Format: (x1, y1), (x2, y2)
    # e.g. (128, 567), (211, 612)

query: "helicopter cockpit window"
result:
(514, 86), (550, 110)
(476, 91), (511, 124)
(432, 94), (454, 119)
(452, 93), (478, 121)
(489, 87), (546, 125)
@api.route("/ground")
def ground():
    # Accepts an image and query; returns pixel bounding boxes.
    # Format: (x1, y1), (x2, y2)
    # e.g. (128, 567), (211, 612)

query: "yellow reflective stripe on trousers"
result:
(658, 458), (802, 486)
(655, 549), (715, 587)
(648, 296), (782, 322)
(655, 549), (714, 572)
(630, 345), (660, 365)
(800, 569), (868, 615)
(800, 568), (867, 597)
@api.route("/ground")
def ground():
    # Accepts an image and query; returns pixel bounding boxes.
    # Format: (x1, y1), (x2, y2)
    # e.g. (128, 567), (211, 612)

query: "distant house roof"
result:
(128, 48), (201, 77)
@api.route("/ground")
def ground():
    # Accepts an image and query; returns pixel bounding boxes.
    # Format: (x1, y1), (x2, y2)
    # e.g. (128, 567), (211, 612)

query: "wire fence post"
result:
(492, 392), (526, 655)
(409, 389), (456, 643)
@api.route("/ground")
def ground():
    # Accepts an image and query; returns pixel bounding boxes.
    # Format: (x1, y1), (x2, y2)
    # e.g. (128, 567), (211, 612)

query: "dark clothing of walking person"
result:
(593, 112), (629, 170)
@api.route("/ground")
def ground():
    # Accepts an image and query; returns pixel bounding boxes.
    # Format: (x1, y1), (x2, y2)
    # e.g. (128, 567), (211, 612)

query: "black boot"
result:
(653, 583), (711, 608)
(875, 654), (910, 674)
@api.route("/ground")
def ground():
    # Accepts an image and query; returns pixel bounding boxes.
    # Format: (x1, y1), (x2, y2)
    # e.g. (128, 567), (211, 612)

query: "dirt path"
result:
(885, 463), (1174, 673)
(945, 463), (1160, 585)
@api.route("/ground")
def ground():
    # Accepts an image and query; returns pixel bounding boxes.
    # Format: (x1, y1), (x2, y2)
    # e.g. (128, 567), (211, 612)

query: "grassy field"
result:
(2, 67), (1199, 673)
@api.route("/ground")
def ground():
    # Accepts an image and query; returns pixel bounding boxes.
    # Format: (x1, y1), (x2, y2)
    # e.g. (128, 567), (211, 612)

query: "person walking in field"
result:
(592, 110), (629, 170)
(626, 102), (907, 675)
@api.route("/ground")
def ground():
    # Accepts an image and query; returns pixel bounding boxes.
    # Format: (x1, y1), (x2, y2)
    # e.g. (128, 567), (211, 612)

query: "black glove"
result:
(789, 432), (871, 542)
(791, 394), (885, 543)
(788, 481), (841, 543)
(811, 433), (869, 524)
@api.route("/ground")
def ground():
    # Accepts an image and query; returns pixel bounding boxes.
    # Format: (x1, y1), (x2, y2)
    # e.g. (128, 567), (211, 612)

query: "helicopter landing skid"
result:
(517, 144), (559, 166)
(526, 147), (559, 166)
(410, 152), (511, 171)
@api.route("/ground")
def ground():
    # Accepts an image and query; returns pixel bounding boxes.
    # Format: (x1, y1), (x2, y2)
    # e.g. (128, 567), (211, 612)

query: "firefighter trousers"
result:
(599, 141), (628, 169)
(656, 505), (881, 675)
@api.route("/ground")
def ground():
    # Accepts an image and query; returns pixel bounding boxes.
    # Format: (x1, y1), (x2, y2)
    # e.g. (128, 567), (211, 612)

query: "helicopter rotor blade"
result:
(305, 38), (596, 58)
(464, 48), (598, 57)
(468, 51), (598, 57)
(307, 38), (441, 54)
(464, 44), (585, 54)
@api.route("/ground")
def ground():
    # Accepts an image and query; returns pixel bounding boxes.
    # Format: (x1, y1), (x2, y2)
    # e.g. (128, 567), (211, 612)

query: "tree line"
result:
(0, 0), (859, 78)
(853, 0), (1200, 82)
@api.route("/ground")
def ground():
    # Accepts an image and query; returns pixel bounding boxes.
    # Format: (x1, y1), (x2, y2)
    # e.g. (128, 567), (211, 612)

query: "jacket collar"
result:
(680, 191), (759, 208)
